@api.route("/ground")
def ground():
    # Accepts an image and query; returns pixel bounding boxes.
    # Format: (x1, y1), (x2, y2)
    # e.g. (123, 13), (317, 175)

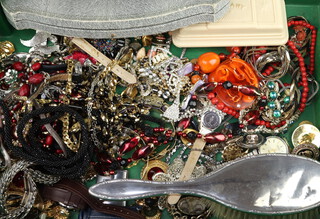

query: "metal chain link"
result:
(0, 160), (37, 219)
(86, 69), (107, 148)
(28, 169), (61, 185)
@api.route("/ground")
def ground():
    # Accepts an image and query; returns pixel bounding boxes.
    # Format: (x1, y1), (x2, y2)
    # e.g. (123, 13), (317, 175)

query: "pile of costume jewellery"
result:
(0, 16), (319, 219)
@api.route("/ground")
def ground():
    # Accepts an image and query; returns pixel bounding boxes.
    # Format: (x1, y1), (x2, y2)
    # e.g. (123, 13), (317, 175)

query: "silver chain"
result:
(28, 169), (60, 185)
(0, 160), (37, 219)
(87, 69), (105, 148)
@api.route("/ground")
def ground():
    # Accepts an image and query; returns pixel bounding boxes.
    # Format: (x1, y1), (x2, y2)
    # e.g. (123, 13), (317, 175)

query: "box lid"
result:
(172, 0), (288, 47)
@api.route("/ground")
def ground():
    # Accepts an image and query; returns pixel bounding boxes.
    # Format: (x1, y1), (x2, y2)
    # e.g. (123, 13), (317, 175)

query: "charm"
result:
(237, 134), (265, 149)
(292, 123), (320, 148)
(208, 58), (259, 110)
(291, 143), (320, 160)
(21, 31), (60, 54)
(0, 41), (15, 58)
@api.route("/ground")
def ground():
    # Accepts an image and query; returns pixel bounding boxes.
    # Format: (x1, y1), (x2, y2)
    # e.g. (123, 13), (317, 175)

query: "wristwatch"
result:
(199, 107), (224, 135)
(258, 136), (290, 154)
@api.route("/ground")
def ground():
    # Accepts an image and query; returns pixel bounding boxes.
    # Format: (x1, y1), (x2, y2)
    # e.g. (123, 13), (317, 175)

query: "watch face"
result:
(259, 137), (289, 154)
(202, 111), (221, 130)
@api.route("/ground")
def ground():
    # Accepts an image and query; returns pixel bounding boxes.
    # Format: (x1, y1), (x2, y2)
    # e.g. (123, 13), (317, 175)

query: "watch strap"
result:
(39, 179), (145, 219)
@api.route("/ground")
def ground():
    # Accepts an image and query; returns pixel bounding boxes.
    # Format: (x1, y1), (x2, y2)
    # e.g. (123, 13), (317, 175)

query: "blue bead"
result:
(273, 110), (281, 118)
(267, 81), (275, 89)
(283, 96), (290, 104)
(268, 101), (276, 109)
(269, 91), (278, 99)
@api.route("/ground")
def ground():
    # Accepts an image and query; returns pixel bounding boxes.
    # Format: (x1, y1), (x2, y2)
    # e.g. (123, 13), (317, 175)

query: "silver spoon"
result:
(89, 154), (320, 215)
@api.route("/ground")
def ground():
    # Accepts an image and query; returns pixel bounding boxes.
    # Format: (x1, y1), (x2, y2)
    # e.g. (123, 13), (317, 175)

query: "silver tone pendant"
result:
(90, 154), (320, 215)
(20, 31), (60, 54)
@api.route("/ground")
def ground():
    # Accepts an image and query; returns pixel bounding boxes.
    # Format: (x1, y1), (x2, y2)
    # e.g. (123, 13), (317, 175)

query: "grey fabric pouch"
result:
(1, 0), (230, 38)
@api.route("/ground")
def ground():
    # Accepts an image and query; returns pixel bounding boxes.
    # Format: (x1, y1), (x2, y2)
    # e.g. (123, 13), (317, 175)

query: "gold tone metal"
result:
(0, 41), (15, 58)
(291, 143), (320, 160)
(222, 145), (248, 162)
(61, 114), (79, 152)
(299, 121), (314, 126)
(46, 205), (69, 219)
(145, 211), (161, 219)
(141, 36), (153, 47)
(180, 129), (198, 145)
(141, 160), (169, 180)
(292, 124), (320, 148)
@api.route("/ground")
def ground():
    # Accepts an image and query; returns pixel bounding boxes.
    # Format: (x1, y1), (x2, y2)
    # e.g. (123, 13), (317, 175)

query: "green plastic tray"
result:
(0, 0), (319, 218)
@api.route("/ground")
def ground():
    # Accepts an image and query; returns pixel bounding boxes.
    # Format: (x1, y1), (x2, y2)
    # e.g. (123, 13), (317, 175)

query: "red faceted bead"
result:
(0, 71), (4, 79)
(147, 167), (164, 180)
(12, 102), (22, 111)
(231, 47), (242, 54)
(18, 72), (26, 79)
(176, 131), (183, 136)
(219, 53), (226, 60)
(18, 84), (30, 96)
(204, 133), (226, 144)
(239, 85), (261, 96)
(31, 62), (41, 71)
(193, 64), (200, 71)
(216, 102), (225, 110)
(211, 97), (219, 105)
(45, 135), (54, 145)
(265, 122), (271, 128)
(13, 62), (24, 71)
(178, 118), (190, 130)
(119, 136), (140, 154)
(28, 73), (44, 84)
(207, 92), (215, 100)
(55, 149), (63, 155)
(244, 110), (260, 125)
(132, 144), (153, 160)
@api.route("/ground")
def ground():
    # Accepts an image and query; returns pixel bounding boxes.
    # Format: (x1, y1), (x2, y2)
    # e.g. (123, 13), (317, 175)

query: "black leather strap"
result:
(39, 179), (145, 219)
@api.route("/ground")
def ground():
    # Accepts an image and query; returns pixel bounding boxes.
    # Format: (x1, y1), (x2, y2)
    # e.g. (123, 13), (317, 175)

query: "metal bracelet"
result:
(0, 160), (37, 219)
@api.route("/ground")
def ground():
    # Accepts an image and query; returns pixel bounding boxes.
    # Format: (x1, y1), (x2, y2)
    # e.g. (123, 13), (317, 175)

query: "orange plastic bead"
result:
(197, 52), (220, 74)
(210, 58), (259, 110)
(191, 74), (202, 84)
